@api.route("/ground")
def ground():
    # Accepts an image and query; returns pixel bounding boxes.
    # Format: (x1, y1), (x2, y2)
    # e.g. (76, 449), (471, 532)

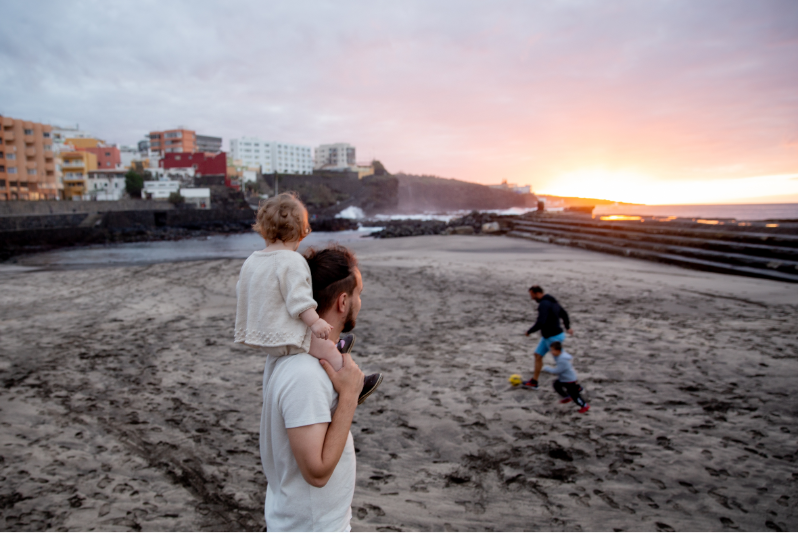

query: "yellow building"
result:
(65, 138), (103, 149)
(355, 165), (375, 179)
(61, 150), (98, 200)
(0, 115), (58, 200)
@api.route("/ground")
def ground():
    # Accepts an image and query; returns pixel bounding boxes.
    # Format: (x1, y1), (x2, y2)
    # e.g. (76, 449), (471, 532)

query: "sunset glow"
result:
(599, 215), (643, 222)
(538, 171), (798, 205)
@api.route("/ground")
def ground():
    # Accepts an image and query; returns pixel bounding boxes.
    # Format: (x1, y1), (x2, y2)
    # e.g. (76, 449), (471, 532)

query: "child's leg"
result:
(309, 335), (344, 371)
(564, 382), (587, 408)
(552, 380), (570, 398)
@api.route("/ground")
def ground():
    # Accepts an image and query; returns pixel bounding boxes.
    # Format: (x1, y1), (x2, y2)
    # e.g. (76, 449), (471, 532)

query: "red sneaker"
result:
(521, 379), (539, 390)
(578, 405), (590, 414)
(559, 397), (572, 404)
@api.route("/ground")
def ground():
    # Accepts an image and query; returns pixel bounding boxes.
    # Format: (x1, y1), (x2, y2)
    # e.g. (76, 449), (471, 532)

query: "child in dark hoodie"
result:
(543, 341), (589, 413)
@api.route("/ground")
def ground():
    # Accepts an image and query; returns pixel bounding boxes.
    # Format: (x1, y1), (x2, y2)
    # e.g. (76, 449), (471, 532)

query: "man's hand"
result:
(320, 351), (363, 401)
(567, 329), (574, 336)
(311, 318), (333, 340)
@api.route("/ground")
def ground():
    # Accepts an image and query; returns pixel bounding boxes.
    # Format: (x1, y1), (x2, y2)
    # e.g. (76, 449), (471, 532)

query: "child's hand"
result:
(311, 318), (332, 340)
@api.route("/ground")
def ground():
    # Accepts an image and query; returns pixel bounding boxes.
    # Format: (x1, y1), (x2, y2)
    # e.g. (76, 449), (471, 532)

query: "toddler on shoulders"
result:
(234, 192), (381, 404)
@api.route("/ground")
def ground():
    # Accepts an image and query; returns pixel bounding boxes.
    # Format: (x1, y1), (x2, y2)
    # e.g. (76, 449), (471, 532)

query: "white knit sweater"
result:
(234, 250), (317, 352)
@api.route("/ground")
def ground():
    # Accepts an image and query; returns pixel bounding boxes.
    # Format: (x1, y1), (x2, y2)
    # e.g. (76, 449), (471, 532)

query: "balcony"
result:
(23, 135), (34, 144)
(25, 147), (36, 157)
(44, 150), (53, 159)
(3, 131), (14, 142)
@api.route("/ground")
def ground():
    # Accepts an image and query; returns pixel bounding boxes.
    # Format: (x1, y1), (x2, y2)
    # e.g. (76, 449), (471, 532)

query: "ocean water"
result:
(360, 203), (798, 222)
(10, 228), (376, 270)
(593, 203), (798, 221)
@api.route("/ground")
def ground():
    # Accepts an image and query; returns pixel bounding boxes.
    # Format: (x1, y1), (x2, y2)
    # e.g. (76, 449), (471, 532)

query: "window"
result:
(24, 129), (33, 135)
(44, 145), (52, 151)
(27, 169), (36, 175)
(0, 180), (4, 187)
(0, 166), (4, 172)
(43, 132), (51, 138)
(8, 167), (16, 174)
(6, 153), (15, 160)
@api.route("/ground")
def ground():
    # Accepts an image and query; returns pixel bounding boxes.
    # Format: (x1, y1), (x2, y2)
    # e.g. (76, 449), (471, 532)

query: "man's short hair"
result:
(253, 192), (310, 243)
(550, 341), (562, 352)
(529, 285), (544, 294)
(304, 244), (359, 315)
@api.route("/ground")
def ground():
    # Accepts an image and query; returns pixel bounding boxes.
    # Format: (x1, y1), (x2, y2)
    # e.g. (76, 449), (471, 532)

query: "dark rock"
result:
(310, 218), (359, 232)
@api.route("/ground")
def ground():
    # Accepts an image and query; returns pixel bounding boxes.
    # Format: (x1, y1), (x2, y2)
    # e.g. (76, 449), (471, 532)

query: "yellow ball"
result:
(508, 374), (523, 386)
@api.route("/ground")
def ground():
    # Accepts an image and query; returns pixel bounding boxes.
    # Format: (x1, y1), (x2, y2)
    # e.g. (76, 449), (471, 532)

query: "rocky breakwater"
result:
(0, 187), (255, 259)
(366, 211), (516, 238)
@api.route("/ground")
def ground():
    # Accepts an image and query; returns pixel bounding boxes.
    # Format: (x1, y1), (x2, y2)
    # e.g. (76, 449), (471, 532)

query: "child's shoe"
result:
(521, 378), (539, 390)
(337, 334), (383, 405)
(559, 397), (572, 404)
(359, 373), (383, 405)
(578, 404), (590, 414)
(337, 333), (356, 354)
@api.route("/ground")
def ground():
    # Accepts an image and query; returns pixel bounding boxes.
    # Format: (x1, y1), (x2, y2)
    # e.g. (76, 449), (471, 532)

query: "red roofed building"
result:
(161, 152), (235, 188)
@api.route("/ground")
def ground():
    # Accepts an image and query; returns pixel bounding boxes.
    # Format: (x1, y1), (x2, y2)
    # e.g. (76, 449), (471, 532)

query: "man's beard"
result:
(342, 305), (356, 333)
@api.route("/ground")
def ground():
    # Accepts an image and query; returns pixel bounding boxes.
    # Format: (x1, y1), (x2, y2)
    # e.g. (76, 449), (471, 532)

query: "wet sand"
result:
(0, 235), (796, 531)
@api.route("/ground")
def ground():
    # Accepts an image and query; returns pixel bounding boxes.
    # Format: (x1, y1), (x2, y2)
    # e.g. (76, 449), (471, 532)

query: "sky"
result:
(2, 0), (797, 205)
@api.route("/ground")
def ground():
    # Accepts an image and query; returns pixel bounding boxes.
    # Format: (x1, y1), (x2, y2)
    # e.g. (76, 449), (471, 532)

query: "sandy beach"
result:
(1, 234), (796, 531)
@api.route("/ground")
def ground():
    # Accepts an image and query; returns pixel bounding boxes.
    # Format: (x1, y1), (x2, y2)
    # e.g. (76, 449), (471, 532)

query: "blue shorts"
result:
(535, 332), (566, 357)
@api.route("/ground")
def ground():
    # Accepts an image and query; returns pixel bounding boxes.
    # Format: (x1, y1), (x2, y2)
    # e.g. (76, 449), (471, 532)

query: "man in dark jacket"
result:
(523, 285), (573, 390)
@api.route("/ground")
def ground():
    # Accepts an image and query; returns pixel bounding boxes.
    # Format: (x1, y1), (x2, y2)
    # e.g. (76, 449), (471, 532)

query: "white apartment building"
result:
(85, 170), (127, 201)
(179, 188), (211, 209)
(489, 180), (532, 194)
(314, 143), (356, 171)
(142, 179), (180, 200)
(229, 137), (313, 174)
(118, 145), (140, 169)
(52, 125), (93, 147)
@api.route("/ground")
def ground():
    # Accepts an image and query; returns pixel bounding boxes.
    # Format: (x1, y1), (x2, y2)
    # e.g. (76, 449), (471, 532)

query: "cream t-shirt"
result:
(260, 353), (356, 532)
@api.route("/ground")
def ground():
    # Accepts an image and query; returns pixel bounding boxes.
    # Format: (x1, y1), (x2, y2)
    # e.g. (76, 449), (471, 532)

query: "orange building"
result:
(66, 138), (121, 170)
(148, 128), (196, 157)
(0, 115), (58, 200)
(61, 150), (98, 200)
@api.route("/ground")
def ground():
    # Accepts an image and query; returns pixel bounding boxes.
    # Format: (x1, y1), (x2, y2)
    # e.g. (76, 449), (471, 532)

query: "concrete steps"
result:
(508, 217), (798, 283)
(514, 220), (798, 261)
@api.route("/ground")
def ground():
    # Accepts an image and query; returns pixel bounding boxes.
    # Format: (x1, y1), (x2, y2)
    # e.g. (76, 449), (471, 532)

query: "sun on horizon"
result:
(531, 169), (798, 206)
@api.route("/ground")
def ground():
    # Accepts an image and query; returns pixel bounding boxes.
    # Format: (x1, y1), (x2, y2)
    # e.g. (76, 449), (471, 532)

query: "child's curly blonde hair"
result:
(253, 192), (311, 243)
